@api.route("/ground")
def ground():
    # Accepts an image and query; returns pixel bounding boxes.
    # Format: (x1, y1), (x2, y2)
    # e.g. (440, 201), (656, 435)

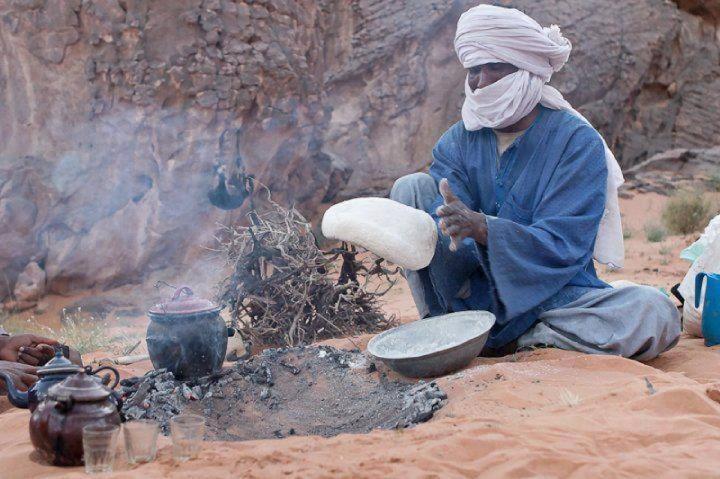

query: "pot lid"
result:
(48, 371), (111, 402)
(37, 348), (83, 376)
(148, 286), (219, 316)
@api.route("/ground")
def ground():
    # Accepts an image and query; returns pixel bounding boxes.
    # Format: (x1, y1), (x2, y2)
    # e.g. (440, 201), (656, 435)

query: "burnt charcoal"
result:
(260, 387), (270, 400)
(121, 346), (447, 441)
(279, 361), (300, 375)
(156, 381), (175, 393)
(124, 381), (152, 408)
(181, 384), (200, 401)
(396, 381), (447, 428)
(124, 406), (145, 420)
(120, 376), (143, 388)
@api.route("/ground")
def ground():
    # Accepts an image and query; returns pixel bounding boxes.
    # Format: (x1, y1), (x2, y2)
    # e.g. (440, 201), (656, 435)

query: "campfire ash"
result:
(120, 346), (446, 440)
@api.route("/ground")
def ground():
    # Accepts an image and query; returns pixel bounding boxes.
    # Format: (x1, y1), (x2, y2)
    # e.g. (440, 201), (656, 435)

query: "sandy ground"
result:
(3, 337), (720, 478)
(1, 191), (720, 477)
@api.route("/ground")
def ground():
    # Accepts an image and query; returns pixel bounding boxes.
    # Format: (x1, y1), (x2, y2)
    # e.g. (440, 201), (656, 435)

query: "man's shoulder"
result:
(544, 108), (603, 145)
(439, 120), (484, 142)
(436, 120), (474, 148)
(445, 120), (472, 136)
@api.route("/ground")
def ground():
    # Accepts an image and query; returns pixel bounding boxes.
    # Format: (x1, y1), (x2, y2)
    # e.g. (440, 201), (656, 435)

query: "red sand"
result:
(3, 193), (720, 477)
(3, 336), (720, 478)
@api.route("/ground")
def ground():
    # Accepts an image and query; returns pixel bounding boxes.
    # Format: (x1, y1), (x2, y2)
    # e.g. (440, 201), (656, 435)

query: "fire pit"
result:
(119, 346), (446, 440)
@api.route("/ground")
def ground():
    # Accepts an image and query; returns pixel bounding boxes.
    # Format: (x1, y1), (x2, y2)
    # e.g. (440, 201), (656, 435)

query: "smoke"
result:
(0, 0), (468, 304)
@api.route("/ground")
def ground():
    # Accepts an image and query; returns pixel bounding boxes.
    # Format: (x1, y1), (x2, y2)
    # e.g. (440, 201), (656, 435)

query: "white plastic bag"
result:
(681, 214), (720, 262)
(679, 215), (720, 337)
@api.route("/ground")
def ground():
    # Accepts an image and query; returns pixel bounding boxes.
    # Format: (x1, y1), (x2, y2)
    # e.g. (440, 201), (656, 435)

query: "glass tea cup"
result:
(123, 420), (160, 464)
(170, 414), (205, 462)
(83, 423), (120, 474)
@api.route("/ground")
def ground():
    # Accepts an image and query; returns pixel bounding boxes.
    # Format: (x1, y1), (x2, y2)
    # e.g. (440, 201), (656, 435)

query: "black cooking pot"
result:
(146, 286), (229, 380)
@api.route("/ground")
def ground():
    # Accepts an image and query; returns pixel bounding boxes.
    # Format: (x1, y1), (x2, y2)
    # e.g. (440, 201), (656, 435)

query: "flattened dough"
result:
(321, 197), (438, 270)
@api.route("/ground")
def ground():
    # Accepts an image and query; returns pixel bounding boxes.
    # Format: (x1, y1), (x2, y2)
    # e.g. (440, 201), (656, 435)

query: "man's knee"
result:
(390, 173), (437, 209)
(628, 286), (681, 333)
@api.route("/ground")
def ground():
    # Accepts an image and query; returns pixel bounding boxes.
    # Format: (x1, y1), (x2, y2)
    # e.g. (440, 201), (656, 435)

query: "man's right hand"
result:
(0, 334), (59, 365)
(0, 361), (38, 393)
(436, 178), (488, 250)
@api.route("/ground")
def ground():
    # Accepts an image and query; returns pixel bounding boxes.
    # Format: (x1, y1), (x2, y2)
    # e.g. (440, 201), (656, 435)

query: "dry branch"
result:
(217, 191), (397, 350)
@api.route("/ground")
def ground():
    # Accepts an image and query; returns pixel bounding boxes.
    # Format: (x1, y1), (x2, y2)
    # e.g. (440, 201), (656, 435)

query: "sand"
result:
(3, 336), (720, 478)
(2, 191), (720, 477)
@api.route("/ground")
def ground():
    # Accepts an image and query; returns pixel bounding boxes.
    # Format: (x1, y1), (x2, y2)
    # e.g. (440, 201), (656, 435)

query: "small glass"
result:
(170, 414), (205, 462)
(123, 420), (160, 464)
(83, 423), (120, 474)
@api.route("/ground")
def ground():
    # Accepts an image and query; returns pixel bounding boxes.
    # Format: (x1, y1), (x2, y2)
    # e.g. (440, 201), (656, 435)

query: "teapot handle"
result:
(696, 273), (708, 309)
(172, 286), (194, 300)
(88, 365), (121, 389)
(54, 394), (74, 413)
(111, 390), (124, 416)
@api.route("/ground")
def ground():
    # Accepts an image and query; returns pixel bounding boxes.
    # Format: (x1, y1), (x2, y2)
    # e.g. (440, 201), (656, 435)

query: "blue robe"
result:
(424, 106), (610, 349)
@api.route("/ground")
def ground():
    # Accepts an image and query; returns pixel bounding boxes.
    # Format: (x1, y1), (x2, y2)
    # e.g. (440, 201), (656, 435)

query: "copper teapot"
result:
(29, 370), (122, 466)
(0, 347), (119, 412)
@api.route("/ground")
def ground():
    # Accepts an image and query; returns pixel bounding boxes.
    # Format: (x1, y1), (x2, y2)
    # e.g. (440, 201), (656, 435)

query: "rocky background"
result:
(1, 0), (719, 304)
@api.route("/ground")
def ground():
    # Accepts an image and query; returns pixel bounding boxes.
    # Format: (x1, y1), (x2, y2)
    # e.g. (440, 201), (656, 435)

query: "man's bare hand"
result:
(0, 361), (38, 392)
(0, 334), (58, 365)
(436, 178), (488, 250)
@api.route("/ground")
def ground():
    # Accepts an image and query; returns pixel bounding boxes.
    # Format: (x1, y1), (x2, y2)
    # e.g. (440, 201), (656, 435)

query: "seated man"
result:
(390, 5), (680, 360)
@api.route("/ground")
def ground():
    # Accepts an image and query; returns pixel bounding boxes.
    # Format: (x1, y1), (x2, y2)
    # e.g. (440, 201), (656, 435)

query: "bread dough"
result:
(321, 197), (438, 270)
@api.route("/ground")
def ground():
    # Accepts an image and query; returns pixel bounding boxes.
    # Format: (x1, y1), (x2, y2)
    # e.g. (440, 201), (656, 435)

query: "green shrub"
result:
(644, 223), (667, 243)
(709, 173), (720, 192)
(662, 192), (711, 235)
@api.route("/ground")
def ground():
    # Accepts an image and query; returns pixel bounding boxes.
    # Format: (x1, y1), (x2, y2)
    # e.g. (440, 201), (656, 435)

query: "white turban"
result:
(454, 4), (625, 268)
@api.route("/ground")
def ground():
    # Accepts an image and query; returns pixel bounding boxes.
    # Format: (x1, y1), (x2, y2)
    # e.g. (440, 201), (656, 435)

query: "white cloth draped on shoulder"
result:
(455, 4), (625, 268)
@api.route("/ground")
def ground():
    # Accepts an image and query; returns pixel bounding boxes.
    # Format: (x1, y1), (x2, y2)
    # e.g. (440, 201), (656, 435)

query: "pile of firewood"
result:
(217, 189), (396, 350)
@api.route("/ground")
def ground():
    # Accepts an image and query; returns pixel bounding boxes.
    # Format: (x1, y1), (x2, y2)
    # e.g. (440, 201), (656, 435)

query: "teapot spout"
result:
(0, 372), (29, 409)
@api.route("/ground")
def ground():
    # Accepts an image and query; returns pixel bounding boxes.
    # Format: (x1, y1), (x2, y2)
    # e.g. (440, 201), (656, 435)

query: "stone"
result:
(1, 0), (720, 296)
(12, 261), (46, 303)
(707, 383), (720, 403)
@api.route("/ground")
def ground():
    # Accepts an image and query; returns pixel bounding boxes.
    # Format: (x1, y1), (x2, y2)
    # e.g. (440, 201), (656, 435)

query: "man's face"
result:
(467, 62), (519, 90)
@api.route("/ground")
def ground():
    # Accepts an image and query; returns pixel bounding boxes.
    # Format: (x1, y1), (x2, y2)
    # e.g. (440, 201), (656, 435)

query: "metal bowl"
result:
(367, 311), (496, 378)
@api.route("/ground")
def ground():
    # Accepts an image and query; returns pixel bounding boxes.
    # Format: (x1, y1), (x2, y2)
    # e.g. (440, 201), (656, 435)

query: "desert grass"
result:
(709, 172), (720, 192)
(662, 191), (712, 235)
(0, 307), (138, 355)
(644, 222), (667, 243)
(621, 217), (632, 240)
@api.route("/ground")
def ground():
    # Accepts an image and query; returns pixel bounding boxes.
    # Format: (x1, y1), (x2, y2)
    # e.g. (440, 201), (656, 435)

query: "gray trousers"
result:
(390, 173), (681, 360)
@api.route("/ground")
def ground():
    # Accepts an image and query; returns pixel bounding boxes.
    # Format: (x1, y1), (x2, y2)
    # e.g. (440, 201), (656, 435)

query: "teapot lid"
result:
(48, 371), (111, 402)
(148, 286), (219, 316)
(37, 348), (83, 376)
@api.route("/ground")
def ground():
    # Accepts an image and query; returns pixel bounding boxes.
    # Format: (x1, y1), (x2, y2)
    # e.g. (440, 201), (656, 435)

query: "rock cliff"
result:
(1, 0), (719, 299)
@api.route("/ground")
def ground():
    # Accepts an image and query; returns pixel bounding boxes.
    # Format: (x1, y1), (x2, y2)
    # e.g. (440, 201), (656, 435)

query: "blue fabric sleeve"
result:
(424, 123), (485, 300)
(485, 126), (608, 319)
(427, 123), (477, 217)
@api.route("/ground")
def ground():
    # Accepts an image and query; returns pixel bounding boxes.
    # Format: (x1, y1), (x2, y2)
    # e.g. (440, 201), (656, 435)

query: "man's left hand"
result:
(436, 178), (488, 249)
